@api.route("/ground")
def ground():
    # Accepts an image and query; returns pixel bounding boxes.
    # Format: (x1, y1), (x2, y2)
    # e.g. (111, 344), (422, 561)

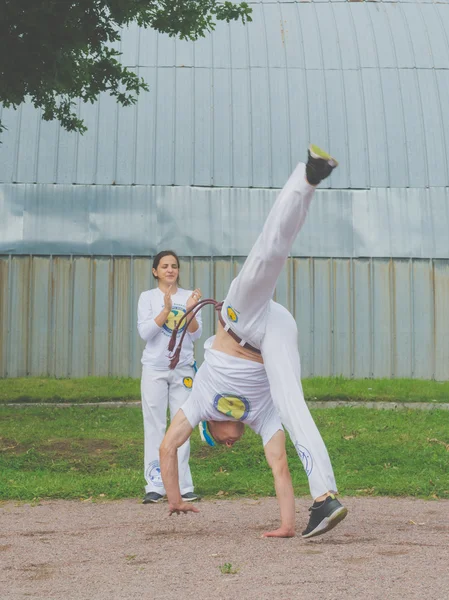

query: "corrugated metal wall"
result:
(1, 2), (449, 189)
(1, 0), (448, 381)
(1, 255), (448, 380)
(2, 184), (449, 258)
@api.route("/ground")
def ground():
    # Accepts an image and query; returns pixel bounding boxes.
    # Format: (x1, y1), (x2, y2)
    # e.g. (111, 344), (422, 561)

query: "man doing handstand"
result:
(159, 145), (347, 539)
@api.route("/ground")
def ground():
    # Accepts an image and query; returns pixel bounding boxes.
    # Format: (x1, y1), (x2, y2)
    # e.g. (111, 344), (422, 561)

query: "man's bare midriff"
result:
(211, 321), (264, 364)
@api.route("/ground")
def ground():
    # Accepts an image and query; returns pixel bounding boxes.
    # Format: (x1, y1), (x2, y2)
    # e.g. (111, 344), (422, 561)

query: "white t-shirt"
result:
(181, 336), (282, 446)
(137, 287), (203, 369)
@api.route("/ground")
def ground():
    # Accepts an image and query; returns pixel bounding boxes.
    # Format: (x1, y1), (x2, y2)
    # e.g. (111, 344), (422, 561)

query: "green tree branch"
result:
(0, 0), (252, 134)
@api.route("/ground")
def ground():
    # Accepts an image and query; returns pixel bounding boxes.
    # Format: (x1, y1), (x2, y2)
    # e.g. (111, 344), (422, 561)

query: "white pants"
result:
(141, 364), (195, 495)
(222, 162), (337, 499)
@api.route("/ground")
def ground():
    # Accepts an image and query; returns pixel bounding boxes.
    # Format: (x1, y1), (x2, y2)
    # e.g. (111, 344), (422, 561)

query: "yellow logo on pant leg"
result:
(183, 377), (193, 389)
(227, 306), (238, 322)
(213, 394), (250, 421)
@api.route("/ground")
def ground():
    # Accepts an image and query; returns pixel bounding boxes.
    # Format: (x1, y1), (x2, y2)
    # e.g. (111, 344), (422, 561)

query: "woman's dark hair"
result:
(152, 250), (181, 281)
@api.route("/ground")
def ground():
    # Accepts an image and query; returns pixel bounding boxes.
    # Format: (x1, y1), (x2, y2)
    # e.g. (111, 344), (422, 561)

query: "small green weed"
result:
(219, 563), (239, 575)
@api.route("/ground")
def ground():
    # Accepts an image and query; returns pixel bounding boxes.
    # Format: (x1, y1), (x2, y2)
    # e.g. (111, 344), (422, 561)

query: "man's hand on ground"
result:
(168, 502), (200, 516)
(262, 527), (295, 538)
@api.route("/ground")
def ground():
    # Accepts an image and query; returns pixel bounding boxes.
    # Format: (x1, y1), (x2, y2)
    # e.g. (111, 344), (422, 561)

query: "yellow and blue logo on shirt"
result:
(162, 304), (186, 336)
(183, 377), (193, 390)
(227, 305), (238, 323)
(213, 393), (250, 421)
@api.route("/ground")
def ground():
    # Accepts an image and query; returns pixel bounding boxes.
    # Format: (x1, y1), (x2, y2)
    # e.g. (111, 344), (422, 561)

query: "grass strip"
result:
(1, 406), (448, 501)
(1, 376), (449, 404)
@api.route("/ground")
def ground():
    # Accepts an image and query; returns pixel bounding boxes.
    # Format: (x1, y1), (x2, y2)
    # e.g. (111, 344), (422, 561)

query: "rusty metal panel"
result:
(178, 258), (193, 292)
(7, 257), (31, 376)
(29, 257), (51, 375)
(51, 257), (72, 378)
(312, 259), (332, 376)
(0, 257), (9, 377)
(1, 255), (448, 380)
(372, 260), (393, 378)
(131, 257), (154, 379)
(433, 260), (449, 382)
(412, 259), (434, 379)
(233, 257), (245, 278)
(332, 259), (352, 378)
(111, 258), (132, 376)
(70, 258), (91, 377)
(192, 258), (214, 366)
(213, 258), (234, 304)
(392, 260), (413, 378)
(91, 258), (112, 377)
(352, 259), (371, 378)
(293, 258), (314, 378)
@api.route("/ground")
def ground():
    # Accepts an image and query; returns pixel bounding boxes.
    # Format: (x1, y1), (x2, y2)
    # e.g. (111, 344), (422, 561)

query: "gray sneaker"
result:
(181, 492), (201, 502)
(305, 144), (339, 186)
(301, 494), (347, 539)
(143, 492), (164, 504)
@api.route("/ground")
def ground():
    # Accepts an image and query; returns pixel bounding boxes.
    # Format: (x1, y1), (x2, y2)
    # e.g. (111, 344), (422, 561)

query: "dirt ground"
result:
(1, 496), (448, 600)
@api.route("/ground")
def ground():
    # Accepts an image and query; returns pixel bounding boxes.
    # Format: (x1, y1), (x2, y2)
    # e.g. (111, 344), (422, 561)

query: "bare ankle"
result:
(314, 492), (332, 503)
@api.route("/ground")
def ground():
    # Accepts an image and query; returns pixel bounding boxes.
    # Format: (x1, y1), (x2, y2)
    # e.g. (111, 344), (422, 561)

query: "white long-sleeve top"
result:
(137, 287), (203, 369)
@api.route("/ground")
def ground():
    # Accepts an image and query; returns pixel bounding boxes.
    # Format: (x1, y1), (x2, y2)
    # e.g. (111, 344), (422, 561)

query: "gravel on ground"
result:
(1, 496), (448, 600)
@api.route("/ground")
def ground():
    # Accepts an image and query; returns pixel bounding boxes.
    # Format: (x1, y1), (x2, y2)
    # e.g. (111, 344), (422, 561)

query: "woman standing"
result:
(137, 250), (203, 504)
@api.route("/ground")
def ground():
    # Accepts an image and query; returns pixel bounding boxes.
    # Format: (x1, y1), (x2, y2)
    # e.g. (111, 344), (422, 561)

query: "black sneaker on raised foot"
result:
(305, 144), (339, 186)
(181, 492), (201, 502)
(301, 494), (348, 539)
(143, 492), (164, 504)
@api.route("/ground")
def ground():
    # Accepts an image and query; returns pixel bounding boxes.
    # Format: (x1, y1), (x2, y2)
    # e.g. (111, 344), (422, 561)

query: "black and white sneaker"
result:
(305, 144), (339, 186)
(301, 494), (348, 539)
(181, 492), (201, 502)
(142, 492), (164, 504)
